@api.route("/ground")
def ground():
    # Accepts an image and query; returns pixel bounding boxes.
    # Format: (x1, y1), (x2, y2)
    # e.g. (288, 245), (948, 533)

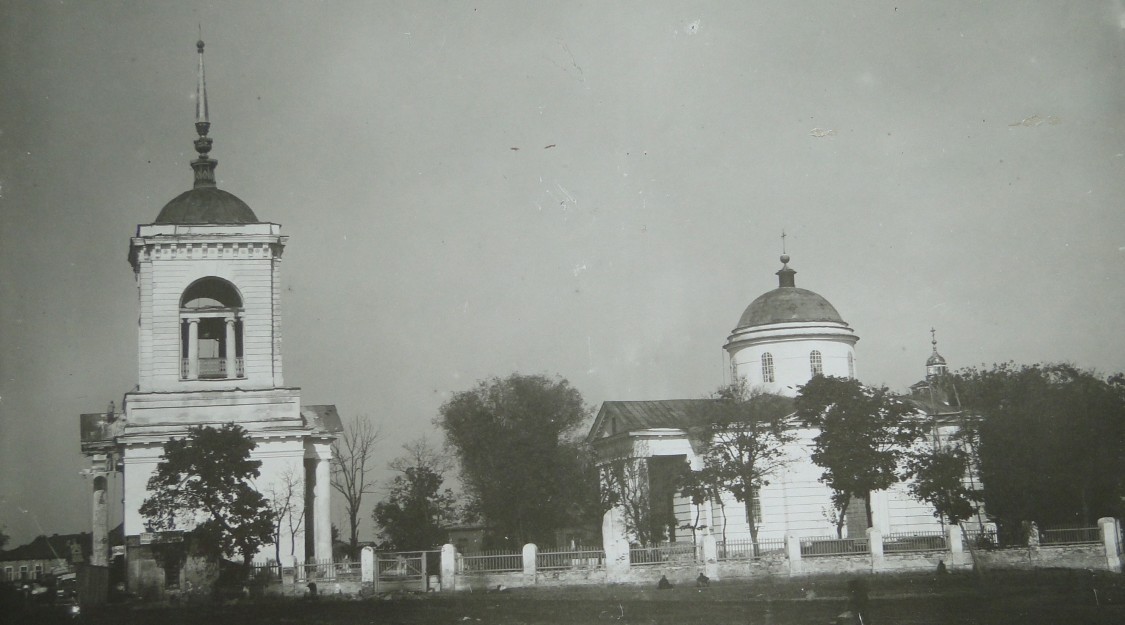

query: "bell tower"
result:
(79, 40), (341, 591)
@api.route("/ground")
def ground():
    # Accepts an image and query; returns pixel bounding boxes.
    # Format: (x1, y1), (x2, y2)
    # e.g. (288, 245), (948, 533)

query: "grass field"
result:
(27, 569), (1125, 624)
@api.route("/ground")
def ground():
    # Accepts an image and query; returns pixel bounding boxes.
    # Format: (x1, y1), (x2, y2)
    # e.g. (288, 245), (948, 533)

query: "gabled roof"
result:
(301, 405), (344, 434)
(588, 399), (717, 442)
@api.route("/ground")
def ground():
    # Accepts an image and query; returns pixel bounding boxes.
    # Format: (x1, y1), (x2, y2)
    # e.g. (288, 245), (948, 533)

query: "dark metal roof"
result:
(154, 187), (259, 224)
(735, 287), (843, 329)
(301, 405), (344, 434)
(591, 399), (716, 440)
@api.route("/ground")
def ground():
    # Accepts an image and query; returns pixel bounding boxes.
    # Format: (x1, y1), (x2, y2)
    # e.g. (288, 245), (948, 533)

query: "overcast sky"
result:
(3, 1), (1124, 546)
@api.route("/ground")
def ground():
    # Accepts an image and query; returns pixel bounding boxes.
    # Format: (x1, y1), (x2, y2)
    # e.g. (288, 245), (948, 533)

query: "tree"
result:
(796, 376), (924, 535)
(330, 416), (381, 559)
(265, 465), (304, 567)
(0, 526), (8, 551)
(906, 444), (980, 527)
(686, 382), (795, 552)
(138, 424), (274, 568)
(373, 439), (457, 550)
(955, 363), (1125, 534)
(437, 373), (594, 547)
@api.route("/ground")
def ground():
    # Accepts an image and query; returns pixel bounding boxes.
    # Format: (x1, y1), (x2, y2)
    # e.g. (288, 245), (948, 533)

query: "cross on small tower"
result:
(781, 229), (787, 255)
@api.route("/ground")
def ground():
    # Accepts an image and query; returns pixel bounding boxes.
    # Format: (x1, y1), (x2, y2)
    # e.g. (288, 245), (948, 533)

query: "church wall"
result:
(137, 246), (281, 393)
(120, 436), (310, 566)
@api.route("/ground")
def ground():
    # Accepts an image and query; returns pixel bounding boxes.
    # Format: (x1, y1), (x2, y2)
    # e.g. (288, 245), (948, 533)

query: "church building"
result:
(588, 253), (957, 547)
(79, 41), (341, 592)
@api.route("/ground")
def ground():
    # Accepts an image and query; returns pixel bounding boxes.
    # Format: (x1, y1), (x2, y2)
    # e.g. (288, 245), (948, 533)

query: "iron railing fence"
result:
(716, 537), (786, 560)
(799, 536), (869, 557)
(1039, 526), (1101, 545)
(458, 549), (523, 573)
(882, 531), (948, 553)
(962, 526), (998, 549)
(629, 541), (698, 566)
(536, 546), (606, 570)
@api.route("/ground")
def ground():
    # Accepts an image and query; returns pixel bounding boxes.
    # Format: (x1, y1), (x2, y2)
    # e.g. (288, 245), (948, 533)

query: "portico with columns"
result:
(79, 40), (341, 593)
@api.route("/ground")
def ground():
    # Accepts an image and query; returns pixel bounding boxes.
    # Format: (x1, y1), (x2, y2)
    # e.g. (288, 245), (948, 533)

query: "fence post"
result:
(785, 534), (802, 577)
(441, 544), (457, 592)
(701, 533), (719, 581)
(523, 543), (537, 583)
(947, 524), (968, 569)
(1099, 518), (1121, 572)
(603, 508), (631, 582)
(867, 528), (884, 571)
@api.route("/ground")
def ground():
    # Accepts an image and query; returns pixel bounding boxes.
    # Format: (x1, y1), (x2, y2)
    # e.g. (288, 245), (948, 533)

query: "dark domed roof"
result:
(155, 187), (258, 224)
(736, 287), (844, 329)
(926, 351), (947, 366)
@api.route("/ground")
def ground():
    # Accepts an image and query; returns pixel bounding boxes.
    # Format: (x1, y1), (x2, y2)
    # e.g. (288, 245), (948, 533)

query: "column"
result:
(186, 318), (199, 379)
(90, 456), (109, 567)
(224, 318), (237, 378)
(314, 448), (332, 562)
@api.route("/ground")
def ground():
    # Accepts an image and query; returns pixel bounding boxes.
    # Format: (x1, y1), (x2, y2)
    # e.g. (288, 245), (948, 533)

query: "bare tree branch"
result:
(330, 416), (381, 557)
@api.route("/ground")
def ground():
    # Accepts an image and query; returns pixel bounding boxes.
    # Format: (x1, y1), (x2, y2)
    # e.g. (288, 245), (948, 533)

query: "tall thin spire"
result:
(190, 37), (217, 189)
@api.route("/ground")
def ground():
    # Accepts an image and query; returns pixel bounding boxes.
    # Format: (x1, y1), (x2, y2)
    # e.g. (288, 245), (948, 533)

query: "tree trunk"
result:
(836, 499), (848, 539)
(745, 495), (760, 556)
(864, 493), (873, 530)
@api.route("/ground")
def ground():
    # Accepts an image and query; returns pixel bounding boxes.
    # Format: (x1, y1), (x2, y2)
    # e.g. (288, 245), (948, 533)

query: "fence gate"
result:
(375, 551), (434, 593)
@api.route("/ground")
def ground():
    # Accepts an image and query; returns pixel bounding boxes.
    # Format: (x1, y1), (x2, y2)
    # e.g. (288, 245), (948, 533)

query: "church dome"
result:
(925, 350), (947, 367)
(733, 255), (844, 330)
(155, 187), (258, 224)
(736, 287), (843, 329)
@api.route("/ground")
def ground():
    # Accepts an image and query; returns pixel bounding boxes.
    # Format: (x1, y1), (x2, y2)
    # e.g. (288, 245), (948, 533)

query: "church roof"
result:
(155, 187), (259, 224)
(736, 287), (844, 329)
(596, 399), (716, 433)
(733, 254), (844, 330)
(301, 405), (344, 434)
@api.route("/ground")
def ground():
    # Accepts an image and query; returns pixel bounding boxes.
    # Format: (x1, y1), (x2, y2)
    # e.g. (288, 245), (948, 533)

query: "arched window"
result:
(810, 350), (823, 377)
(761, 353), (775, 383)
(847, 353), (855, 378)
(179, 277), (244, 380)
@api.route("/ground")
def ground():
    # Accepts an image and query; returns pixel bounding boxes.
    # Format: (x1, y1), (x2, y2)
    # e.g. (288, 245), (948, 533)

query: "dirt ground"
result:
(41, 569), (1125, 624)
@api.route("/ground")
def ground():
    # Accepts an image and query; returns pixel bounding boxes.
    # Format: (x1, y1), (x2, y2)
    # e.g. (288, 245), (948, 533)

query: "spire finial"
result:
(930, 327), (938, 351)
(191, 34), (217, 188)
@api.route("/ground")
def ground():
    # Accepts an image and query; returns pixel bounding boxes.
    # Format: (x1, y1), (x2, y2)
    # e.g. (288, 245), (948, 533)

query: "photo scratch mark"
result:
(810, 128), (836, 138)
(1009, 114), (1060, 127)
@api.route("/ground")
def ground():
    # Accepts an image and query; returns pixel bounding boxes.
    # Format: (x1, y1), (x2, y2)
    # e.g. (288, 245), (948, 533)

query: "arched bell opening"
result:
(179, 277), (245, 380)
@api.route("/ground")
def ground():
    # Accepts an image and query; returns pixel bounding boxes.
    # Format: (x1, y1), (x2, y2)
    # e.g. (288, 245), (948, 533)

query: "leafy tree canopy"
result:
(139, 424), (274, 566)
(373, 439), (458, 551)
(437, 373), (595, 547)
(906, 445), (980, 526)
(796, 375), (924, 531)
(684, 382), (796, 546)
(954, 363), (1125, 528)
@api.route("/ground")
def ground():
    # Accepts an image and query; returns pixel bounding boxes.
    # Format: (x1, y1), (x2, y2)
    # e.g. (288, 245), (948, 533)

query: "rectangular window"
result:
(810, 350), (823, 376)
